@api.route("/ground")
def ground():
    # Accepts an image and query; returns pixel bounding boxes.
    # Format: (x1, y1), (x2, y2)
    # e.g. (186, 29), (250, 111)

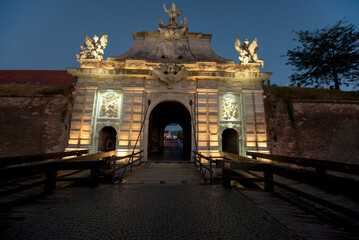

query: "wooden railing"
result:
(219, 151), (359, 220)
(192, 150), (214, 184)
(0, 150), (88, 168)
(218, 151), (273, 190)
(247, 151), (359, 175)
(0, 150), (142, 196)
(109, 150), (144, 183)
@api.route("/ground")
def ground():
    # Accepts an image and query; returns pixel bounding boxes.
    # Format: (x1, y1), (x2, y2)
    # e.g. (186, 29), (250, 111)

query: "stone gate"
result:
(66, 3), (271, 160)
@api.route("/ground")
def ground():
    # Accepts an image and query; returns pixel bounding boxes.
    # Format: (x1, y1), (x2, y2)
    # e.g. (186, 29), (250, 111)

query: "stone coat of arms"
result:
(222, 97), (239, 120)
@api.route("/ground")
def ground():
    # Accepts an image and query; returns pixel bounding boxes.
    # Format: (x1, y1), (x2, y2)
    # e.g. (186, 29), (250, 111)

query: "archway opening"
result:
(222, 128), (239, 155)
(98, 126), (117, 152)
(148, 101), (191, 161)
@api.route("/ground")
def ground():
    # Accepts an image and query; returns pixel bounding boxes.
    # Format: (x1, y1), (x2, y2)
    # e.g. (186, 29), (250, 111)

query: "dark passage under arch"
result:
(222, 128), (239, 155)
(148, 101), (191, 161)
(98, 126), (117, 152)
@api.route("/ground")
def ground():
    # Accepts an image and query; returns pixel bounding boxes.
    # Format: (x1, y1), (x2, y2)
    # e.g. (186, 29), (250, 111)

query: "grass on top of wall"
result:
(0, 85), (74, 97)
(263, 86), (359, 100)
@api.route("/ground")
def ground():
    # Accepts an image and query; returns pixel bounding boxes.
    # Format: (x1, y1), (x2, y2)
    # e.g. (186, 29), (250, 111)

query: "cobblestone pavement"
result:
(123, 163), (204, 184)
(3, 185), (297, 240)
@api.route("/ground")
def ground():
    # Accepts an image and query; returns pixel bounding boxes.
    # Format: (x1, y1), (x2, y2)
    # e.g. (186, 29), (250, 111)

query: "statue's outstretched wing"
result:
(99, 34), (108, 47)
(234, 38), (242, 52)
(84, 35), (94, 50)
(248, 38), (258, 56)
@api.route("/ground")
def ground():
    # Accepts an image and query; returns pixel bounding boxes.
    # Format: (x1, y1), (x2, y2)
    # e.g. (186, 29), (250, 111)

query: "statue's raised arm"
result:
(163, 3), (169, 13)
(162, 2), (182, 27)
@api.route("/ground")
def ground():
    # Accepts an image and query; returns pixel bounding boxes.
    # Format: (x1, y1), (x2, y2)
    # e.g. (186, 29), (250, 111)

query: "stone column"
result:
(243, 89), (268, 153)
(67, 86), (97, 152)
(196, 88), (219, 158)
(117, 87), (145, 156)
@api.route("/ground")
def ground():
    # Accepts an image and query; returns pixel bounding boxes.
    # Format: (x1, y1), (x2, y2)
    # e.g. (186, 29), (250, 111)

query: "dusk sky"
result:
(0, 0), (358, 89)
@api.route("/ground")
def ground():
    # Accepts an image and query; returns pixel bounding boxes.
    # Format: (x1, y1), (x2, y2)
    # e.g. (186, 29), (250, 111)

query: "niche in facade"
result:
(222, 128), (239, 155)
(98, 126), (117, 152)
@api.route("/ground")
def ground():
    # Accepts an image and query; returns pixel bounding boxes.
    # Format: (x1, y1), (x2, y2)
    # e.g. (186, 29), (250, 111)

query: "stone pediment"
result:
(108, 31), (232, 64)
(109, 2), (231, 64)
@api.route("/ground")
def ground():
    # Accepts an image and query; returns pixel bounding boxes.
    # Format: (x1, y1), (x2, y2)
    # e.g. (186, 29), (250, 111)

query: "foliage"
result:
(177, 130), (183, 140)
(285, 19), (359, 90)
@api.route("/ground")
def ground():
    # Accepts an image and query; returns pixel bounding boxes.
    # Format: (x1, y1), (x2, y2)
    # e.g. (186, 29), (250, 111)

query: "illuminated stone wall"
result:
(67, 27), (272, 159)
(243, 90), (268, 153)
(66, 85), (97, 151)
(65, 62), (271, 159)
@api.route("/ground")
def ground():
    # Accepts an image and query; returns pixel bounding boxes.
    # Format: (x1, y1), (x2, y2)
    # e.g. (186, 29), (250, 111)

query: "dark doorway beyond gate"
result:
(98, 126), (117, 152)
(222, 128), (239, 155)
(148, 101), (191, 161)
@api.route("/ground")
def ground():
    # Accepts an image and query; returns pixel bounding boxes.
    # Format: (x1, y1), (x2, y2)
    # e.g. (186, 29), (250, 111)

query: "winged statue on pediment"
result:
(235, 37), (264, 67)
(76, 34), (108, 62)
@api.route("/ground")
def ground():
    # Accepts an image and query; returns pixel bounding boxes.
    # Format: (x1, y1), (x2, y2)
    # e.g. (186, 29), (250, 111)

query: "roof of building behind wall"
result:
(0, 70), (76, 85)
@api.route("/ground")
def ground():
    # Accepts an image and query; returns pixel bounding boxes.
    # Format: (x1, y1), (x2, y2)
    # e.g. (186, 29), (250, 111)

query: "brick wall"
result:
(0, 86), (73, 157)
(264, 86), (359, 164)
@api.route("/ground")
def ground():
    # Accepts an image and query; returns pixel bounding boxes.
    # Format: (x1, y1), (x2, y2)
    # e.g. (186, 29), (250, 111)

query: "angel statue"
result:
(163, 2), (182, 27)
(76, 34), (108, 62)
(234, 37), (264, 67)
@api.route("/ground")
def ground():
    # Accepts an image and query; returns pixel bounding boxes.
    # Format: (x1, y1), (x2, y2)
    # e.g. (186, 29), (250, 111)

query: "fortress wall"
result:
(264, 86), (359, 164)
(0, 86), (73, 158)
(2, 84), (358, 164)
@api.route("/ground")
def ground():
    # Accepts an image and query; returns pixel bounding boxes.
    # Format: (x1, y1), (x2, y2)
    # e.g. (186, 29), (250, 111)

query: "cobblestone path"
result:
(3, 185), (297, 239)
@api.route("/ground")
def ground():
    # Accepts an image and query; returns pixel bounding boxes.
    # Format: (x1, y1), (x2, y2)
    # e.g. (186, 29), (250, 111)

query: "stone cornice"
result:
(131, 31), (213, 41)
(67, 67), (272, 82)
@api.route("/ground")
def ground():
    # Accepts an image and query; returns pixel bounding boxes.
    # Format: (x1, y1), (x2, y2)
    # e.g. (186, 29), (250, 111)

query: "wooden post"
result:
(44, 169), (57, 194)
(315, 167), (327, 175)
(130, 156), (133, 172)
(223, 161), (231, 188)
(111, 156), (116, 183)
(199, 155), (202, 172)
(90, 167), (100, 188)
(209, 157), (213, 185)
(264, 168), (274, 192)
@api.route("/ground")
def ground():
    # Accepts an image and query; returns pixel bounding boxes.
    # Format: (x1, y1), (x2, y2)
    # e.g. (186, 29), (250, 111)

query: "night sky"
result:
(0, 0), (358, 89)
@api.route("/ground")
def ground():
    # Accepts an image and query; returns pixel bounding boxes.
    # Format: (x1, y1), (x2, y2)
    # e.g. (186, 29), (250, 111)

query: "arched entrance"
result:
(98, 126), (117, 152)
(148, 101), (191, 161)
(222, 128), (239, 155)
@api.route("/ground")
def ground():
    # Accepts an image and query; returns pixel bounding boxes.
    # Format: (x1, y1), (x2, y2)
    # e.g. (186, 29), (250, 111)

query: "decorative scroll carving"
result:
(151, 63), (187, 88)
(99, 91), (120, 118)
(222, 97), (239, 120)
(100, 61), (116, 69)
(80, 61), (99, 68)
(76, 34), (108, 62)
(158, 3), (188, 39)
(234, 37), (264, 67)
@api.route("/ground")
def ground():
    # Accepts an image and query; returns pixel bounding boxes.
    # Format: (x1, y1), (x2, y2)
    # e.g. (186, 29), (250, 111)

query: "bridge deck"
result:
(2, 184), (297, 239)
(122, 162), (203, 184)
(2, 161), (358, 239)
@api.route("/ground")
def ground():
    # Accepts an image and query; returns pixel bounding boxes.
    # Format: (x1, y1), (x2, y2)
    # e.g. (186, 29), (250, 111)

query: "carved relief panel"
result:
(220, 94), (240, 121)
(97, 90), (123, 119)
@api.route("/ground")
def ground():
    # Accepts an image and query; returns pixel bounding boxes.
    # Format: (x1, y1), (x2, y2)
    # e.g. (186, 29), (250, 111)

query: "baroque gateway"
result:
(67, 3), (271, 160)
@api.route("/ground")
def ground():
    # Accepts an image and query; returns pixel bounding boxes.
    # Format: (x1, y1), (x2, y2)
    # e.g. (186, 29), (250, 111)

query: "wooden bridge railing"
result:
(218, 151), (273, 190)
(0, 150), (89, 168)
(246, 151), (359, 175)
(109, 150), (144, 183)
(192, 150), (214, 184)
(0, 150), (143, 196)
(219, 151), (359, 220)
